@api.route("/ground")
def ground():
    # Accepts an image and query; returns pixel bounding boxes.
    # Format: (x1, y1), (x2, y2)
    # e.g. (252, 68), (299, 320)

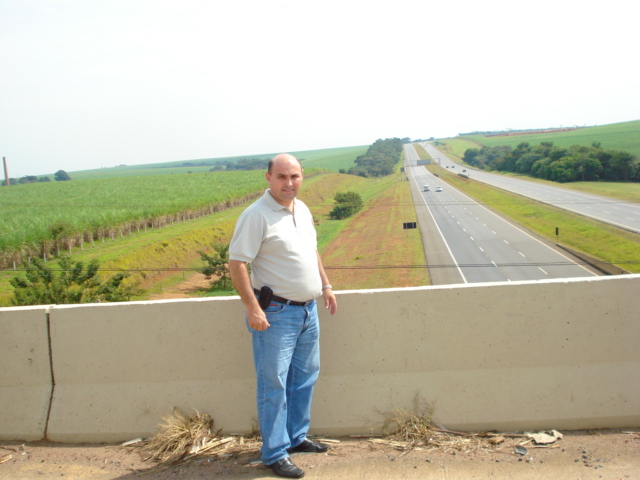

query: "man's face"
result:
(266, 156), (303, 207)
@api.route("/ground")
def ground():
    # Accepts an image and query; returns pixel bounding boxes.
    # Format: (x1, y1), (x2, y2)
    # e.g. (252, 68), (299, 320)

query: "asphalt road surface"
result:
(404, 144), (597, 285)
(422, 143), (640, 234)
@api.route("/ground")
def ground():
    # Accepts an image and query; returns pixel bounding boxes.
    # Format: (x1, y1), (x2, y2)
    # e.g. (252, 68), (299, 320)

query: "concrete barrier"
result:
(47, 297), (254, 443)
(0, 306), (52, 441)
(1, 274), (639, 442)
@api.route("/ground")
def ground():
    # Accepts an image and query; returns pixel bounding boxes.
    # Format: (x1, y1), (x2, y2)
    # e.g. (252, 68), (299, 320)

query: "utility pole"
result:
(3, 157), (9, 186)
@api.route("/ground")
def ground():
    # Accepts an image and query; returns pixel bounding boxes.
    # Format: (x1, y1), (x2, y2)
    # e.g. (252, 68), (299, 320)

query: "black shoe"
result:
(287, 438), (329, 454)
(267, 457), (305, 478)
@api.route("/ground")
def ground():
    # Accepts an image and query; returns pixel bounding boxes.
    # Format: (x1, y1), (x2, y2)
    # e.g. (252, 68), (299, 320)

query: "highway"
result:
(404, 144), (597, 285)
(423, 143), (640, 234)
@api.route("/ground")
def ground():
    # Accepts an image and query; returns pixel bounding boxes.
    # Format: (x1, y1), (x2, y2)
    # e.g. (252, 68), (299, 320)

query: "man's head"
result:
(266, 153), (303, 207)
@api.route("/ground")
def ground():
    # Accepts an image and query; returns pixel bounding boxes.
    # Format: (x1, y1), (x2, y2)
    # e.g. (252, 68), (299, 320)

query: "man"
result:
(229, 153), (338, 478)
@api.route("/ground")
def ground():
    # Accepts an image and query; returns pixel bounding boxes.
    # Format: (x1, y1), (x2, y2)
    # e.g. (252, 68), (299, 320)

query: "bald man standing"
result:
(229, 153), (337, 478)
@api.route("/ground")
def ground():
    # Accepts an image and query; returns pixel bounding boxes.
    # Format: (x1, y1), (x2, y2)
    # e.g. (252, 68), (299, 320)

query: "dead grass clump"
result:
(379, 403), (501, 455)
(139, 407), (218, 464)
(134, 408), (262, 475)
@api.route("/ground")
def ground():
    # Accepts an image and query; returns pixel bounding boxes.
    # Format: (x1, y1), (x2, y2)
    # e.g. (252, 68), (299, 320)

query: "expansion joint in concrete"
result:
(43, 311), (55, 441)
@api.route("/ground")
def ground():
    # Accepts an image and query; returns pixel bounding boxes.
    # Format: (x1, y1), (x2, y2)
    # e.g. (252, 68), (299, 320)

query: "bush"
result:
(199, 243), (233, 290)
(329, 191), (363, 219)
(10, 255), (143, 305)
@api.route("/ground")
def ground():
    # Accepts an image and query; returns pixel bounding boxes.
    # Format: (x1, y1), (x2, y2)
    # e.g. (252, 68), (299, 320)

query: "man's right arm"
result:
(229, 259), (270, 331)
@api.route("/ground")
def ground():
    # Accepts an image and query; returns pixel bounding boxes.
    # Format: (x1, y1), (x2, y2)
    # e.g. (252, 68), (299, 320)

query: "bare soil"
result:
(147, 272), (212, 300)
(1, 430), (639, 480)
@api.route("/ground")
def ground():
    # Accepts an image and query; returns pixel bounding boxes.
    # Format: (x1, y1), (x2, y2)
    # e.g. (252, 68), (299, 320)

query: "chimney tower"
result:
(3, 157), (8, 186)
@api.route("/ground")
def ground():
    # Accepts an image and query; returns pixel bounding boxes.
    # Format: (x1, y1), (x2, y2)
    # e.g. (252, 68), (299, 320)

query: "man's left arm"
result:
(316, 251), (337, 315)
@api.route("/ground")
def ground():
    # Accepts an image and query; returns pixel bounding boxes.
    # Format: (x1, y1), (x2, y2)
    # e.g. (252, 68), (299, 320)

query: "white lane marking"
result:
(408, 162), (468, 283)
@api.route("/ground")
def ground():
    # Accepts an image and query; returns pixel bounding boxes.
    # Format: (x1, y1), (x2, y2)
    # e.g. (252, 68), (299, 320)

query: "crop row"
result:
(0, 170), (267, 268)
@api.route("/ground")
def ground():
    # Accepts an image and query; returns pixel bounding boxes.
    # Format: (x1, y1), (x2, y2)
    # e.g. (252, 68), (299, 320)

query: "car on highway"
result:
(423, 185), (430, 191)
(436, 186), (442, 192)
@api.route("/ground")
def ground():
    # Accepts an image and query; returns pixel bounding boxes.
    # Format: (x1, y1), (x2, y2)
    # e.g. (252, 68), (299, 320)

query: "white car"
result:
(436, 186), (442, 192)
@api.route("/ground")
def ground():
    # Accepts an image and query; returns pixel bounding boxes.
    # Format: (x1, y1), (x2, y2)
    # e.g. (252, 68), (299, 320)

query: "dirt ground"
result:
(1, 429), (639, 480)
(146, 272), (212, 300)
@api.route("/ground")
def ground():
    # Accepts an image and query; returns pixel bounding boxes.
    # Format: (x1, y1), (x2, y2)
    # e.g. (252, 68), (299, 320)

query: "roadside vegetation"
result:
(343, 138), (405, 177)
(459, 119), (640, 158)
(413, 143), (430, 160)
(463, 142), (638, 183)
(10, 255), (142, 305)
(0, 142), (425, 305)
(329, 191), (363, 219)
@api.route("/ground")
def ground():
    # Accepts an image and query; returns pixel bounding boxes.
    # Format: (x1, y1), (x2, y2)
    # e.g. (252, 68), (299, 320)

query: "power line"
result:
(0, 199), (637, 209)
(2, 260), (638, 274)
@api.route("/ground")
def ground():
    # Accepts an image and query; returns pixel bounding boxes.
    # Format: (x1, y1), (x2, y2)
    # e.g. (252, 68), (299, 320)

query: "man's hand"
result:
(322, 289), (337, 315)
(230, 259), (271, 331)
(247, 306), (270, 331)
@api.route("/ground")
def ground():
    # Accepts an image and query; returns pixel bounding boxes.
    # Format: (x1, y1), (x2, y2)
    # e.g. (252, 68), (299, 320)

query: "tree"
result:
(199, 243), (233, 290)
(55, 170), (72, 181)
(609, 150), (637, 182)
(347, 138), (403, 178)
(329, 191), (363, 219)
(10, 255), (143, 306)
(19, 175), (39, 184)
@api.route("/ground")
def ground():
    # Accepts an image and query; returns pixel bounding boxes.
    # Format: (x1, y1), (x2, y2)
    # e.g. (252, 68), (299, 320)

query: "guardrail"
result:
(2, 275), (639, 442)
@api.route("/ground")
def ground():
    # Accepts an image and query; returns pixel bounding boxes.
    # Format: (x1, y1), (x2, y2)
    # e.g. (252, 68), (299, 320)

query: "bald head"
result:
(265, 153), (304, 207)
(268, 153), (302, 174)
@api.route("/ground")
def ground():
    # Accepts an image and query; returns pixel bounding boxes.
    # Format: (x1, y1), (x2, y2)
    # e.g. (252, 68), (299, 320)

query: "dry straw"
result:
(376, 400), (526, 456)
(135, 407), (260, 475)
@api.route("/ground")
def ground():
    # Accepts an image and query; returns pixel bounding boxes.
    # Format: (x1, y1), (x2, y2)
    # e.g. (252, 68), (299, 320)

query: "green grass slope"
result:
(461, 119), (640, 157)
(52, 145), (367, 180)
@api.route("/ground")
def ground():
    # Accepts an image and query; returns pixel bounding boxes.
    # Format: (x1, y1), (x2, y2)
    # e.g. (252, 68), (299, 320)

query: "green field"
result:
(50, 145), (367, 180)
(0, 171), (267, 263)
(460, 119), (640, 157)
(0, 168), (425, 306)
(1, 145), (367, 269)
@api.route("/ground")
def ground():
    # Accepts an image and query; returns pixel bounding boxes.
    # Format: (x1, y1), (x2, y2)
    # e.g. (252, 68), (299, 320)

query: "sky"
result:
(1, 0), (639, 178)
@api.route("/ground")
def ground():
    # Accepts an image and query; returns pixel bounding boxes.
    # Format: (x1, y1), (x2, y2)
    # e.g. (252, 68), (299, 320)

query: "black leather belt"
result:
(254, 288), (313, 307)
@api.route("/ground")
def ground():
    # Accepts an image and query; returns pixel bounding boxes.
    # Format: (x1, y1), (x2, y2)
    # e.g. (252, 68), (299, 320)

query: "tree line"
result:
(3, 170), (71, 186)
(463, 142), (639, 183)
(341, 138), (405, 177)
(209, 158), (270, 171)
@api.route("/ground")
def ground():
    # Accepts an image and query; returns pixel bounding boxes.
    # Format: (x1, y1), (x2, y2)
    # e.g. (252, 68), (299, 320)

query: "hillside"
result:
(39, 145), (368, 181)
(459, 119), (640, 157)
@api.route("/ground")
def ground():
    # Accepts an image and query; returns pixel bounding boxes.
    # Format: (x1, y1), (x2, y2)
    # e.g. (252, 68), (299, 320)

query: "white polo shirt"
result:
(229, 189), (322, 302)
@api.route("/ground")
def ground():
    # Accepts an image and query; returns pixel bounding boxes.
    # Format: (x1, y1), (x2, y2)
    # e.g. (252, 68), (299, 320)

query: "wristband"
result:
(322, 284), (333, 290)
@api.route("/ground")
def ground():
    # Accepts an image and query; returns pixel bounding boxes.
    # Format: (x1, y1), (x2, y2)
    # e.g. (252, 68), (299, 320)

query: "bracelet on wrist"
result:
(322, 284), (333, 290)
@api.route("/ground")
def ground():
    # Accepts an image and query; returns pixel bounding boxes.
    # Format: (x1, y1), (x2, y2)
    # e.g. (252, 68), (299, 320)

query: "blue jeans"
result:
(249, 300), (320, 465)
